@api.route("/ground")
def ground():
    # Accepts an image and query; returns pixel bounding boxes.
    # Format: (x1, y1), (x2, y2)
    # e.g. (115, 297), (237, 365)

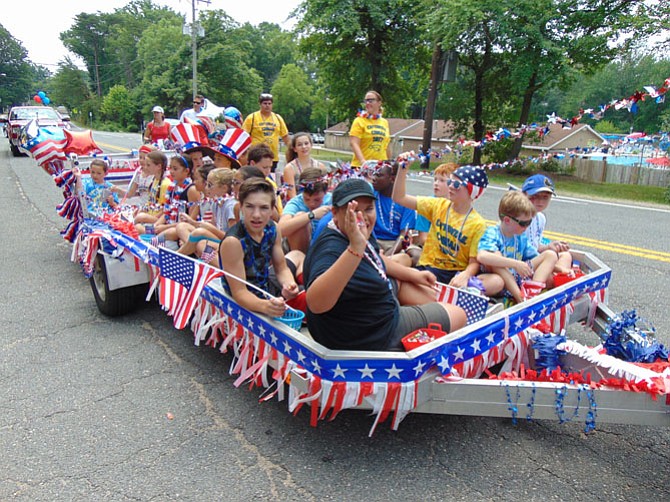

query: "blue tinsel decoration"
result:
(603, 309), (668, 363)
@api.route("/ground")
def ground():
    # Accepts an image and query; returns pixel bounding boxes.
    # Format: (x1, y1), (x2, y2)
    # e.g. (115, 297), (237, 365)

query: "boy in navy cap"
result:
(522, 174), (573, 280)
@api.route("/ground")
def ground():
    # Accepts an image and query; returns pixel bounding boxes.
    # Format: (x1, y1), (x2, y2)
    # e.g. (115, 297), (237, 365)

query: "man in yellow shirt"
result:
(243, 93), (290, 171)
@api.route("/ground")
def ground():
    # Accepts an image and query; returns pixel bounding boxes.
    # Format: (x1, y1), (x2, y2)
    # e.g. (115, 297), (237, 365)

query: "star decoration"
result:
(269, 332), (278, 345)
(470, 338), (481, 353)
(486, 331), (496, 345)
(453, 346), (465, 361)
(358, 364), (375, 379)
(282, 340), (292, 355)
(412, 360), (426, 376)
(296, 349), (306, 363)
(437, 355), (450, 373)
(311, 359), (321, 374)
(332, 364), (347, 379)
(385, 364), (402, 380)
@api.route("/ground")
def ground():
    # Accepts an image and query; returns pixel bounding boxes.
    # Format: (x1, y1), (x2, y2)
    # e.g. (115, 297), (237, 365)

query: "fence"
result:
(560, 157), (670, 187)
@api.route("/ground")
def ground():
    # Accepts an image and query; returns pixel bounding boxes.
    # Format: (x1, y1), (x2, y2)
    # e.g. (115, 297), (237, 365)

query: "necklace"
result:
(443, 203), (473, 260)
(294, 157), (314, 175)
(375, 195), (395, 233)
(357, 110), (382, 120)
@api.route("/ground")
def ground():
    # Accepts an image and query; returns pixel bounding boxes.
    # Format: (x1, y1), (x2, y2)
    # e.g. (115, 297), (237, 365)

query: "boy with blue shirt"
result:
(78, 159), (121, 214)
(477, 191), (558, 304)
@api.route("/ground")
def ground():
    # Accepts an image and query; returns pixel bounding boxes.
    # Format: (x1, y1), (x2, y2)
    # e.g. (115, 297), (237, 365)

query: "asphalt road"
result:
(1, 132), (669, 501)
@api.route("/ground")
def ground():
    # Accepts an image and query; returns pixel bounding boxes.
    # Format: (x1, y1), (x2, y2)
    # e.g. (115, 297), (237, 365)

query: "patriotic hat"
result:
(170, 123), (202, 151)
(453, 166), (489, 201)
(198, 128), (251, 169)
(224, 106), (243, 129)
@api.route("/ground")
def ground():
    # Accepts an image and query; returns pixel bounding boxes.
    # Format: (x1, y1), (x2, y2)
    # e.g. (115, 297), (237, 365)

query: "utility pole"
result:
(190, 0), (210, 100)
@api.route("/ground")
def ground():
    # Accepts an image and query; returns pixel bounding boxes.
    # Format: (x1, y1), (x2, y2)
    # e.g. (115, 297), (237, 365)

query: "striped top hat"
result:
(170, 123), (202, 151)
(197, 128), (251, 169)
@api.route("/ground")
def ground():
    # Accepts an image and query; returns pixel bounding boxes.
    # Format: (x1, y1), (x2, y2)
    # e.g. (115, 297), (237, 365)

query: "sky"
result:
(2, 0), (302, 70)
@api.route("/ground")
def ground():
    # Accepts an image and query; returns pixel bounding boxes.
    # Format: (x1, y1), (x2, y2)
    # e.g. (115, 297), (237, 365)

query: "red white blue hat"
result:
(224, 107), (243, 129)
(170, 123), (202, 151)
(453, 166), (489, 201)
(198, 128), (251, 169)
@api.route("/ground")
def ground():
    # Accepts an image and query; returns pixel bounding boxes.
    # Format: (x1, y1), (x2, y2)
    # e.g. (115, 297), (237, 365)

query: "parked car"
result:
(311, 133), (325, 144)
(1, 106), (70, 156)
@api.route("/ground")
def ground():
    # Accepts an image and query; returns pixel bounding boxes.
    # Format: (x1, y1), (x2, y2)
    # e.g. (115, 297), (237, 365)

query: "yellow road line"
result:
(483, 219), (670, 263)
(97, 141), (131, 153)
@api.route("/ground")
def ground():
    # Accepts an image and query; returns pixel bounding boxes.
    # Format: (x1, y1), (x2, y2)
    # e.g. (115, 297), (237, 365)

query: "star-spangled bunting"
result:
(159, 248), (223, 329)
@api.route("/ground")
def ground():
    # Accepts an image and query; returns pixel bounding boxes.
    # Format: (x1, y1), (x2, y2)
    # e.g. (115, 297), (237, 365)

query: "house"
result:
(324, 118), (455, 158)
(520, 123), (604, 156)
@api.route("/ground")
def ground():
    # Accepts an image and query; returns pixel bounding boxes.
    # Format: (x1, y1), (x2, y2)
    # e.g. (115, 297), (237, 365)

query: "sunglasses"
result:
(193, 101), (202, 105)
(363, 98), (378, 103)
(504, 214), (533, 227)
(446, 178), (466, 189)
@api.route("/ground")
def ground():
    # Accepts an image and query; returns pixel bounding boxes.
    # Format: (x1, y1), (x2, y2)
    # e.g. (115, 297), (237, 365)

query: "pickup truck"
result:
(1, 105), (70, 156)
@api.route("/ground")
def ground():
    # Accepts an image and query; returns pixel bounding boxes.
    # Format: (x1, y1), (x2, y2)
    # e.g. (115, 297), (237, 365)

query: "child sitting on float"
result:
(303, 178), (467, 351)
(521, 174), (573, 284)
(76, 158), (123, 215)
(134, 150), (171, 232)
(176, 167), (237, 263)
(231, 165), (267, 222)
(477, 190), (558, 304)
(218, 178), (305, 318)
(278, 167), (332, 253)
(393, 164), (493, 291)
(125, 144), (156, 203)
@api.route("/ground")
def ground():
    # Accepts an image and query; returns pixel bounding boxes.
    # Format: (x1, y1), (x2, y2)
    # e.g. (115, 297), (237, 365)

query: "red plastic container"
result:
(402, 323), (447, 351)
(553, 269), (585, 287)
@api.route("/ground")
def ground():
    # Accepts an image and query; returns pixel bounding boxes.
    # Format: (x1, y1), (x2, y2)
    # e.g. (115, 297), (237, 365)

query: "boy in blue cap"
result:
(522, 174), (573, 279)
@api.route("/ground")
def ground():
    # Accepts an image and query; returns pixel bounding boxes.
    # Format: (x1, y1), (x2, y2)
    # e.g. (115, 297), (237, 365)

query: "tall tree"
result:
(0, 23), (35, 108)
(49, 58), (92, 114)
(295, 0), (430, 119)
(271, 63), (315, 131)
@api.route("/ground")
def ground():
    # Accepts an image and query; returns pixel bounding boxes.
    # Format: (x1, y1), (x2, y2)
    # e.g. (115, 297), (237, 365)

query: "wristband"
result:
(346, 246), (364, 258)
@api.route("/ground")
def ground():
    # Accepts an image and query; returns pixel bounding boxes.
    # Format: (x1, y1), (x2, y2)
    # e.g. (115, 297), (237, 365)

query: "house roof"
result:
(523, 123), (604, 150)
(325, 118), (455, 141)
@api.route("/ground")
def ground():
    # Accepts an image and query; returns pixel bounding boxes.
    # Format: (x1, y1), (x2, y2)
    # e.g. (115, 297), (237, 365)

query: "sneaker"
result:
(486, 302), (505, 317)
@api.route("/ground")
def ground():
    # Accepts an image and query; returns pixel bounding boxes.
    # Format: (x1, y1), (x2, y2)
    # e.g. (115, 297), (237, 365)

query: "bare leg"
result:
(492, 267), (523, 303)
(531, 250), (558, 284)
(396, 281), (436, 306)
(438, 302), (467, 332)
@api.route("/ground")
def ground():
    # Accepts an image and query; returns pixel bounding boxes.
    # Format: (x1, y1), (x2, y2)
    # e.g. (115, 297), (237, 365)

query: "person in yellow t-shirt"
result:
(349, 90), (391, 167)
(242, 93), (290, 170)
(393, 165), (491, 289)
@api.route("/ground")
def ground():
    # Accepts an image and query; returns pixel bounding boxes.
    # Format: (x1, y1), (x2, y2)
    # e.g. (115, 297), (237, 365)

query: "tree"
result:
(0, 23), (36, 108)
(100, 85), (135, 128)
(295, 0), (431, 119)
(49, 58), (91, 114)
(271, 64), (315, 131)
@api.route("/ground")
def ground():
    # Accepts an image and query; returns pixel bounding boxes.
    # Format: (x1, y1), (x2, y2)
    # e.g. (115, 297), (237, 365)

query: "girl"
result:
(176, 168), (237, 262)
(152, 154), (200, 235)
(283, 132), (326, 200)
(134, 151), (171, 232)
(125, 144), (156, 203)
(218, 178), (302, 317)
(349, 90), (391, 168)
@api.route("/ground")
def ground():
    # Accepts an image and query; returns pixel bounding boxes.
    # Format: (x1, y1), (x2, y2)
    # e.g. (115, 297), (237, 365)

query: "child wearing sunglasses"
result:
(477, 191), (558, 304)
(393, 165), (489, 289)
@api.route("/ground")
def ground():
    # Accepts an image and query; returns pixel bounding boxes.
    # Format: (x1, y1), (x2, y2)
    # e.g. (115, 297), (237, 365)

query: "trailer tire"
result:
(89, 254), (148, 316)
(10, 142), (22, 157)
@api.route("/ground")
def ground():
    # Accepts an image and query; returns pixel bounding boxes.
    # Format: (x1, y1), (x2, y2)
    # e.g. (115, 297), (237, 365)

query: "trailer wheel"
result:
(10, 142), (22, 157)
(89, 254), (148, 316)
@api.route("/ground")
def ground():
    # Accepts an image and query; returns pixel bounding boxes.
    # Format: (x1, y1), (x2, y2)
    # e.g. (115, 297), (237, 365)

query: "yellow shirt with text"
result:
(349, 116), (390, 167)
(242, 111), (289, 161)
(416, 196), (486, 271)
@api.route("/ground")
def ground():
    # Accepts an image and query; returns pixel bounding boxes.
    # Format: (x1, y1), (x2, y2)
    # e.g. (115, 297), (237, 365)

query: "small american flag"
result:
(435, 282), (489, 325)
(159, 248), (223, 329)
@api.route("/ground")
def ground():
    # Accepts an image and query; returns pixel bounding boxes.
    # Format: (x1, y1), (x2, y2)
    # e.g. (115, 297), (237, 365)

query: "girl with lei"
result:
(134, 150), (172, 233)
(303, 178), (466, 351)
(283, 132), (327, 200)
(393, 164), (494, 291)
(152, 154), (200, 236)
(219, 178), (304, 317)
(349, 90), (391, 168)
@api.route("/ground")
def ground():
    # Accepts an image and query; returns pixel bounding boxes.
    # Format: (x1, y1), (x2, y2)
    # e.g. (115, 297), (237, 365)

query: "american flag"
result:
(24, 134), (67, 166)
(435, 282), (489, 325)
(159, 248), (223, 329)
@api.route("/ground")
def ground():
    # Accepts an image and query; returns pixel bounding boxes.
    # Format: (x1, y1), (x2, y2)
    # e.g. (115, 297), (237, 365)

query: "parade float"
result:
(17, 95), (670, 435)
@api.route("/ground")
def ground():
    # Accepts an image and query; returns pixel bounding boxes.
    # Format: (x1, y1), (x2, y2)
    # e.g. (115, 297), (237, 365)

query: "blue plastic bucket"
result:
(275, 308), (305, 330)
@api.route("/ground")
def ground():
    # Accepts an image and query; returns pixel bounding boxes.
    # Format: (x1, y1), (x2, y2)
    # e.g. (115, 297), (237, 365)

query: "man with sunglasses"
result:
(242, 93), (290, 172)
(477, 191), (558, 304)
(179, 94), (205, 123)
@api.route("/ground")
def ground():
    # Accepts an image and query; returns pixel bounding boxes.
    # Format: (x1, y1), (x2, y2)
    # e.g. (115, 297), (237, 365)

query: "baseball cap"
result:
(522, 174), (555, 196)
(152, 105), (164, 113)
(332, 178), (377, 208)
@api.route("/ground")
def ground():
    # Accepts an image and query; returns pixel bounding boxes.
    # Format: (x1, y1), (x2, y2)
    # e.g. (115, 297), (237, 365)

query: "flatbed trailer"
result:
(49, 153), (670, 433)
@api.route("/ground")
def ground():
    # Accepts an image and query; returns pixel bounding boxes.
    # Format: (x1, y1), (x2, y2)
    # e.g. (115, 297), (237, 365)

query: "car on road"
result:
(1, 105), (70, 156)
(311, 133), (325, 144)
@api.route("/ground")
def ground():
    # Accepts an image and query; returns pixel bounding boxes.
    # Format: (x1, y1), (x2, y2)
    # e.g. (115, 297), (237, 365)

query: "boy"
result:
(477, 191), (558, 304)
(393, 164), (489, 289)
(78, 159), (121, 214)
(247, 143), (284, 217)
(522, 174), (573, 278)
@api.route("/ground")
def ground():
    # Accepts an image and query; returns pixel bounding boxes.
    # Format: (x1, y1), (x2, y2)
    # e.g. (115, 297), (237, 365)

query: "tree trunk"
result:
(509, 71), (541, 160)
